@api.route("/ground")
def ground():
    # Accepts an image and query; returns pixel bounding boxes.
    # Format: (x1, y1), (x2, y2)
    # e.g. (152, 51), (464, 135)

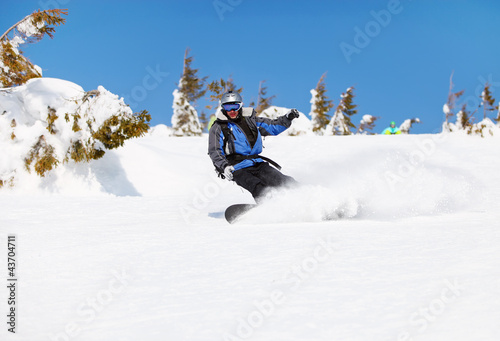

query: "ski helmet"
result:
(220, 91), (243, 120)
(220, 91), (242, 105)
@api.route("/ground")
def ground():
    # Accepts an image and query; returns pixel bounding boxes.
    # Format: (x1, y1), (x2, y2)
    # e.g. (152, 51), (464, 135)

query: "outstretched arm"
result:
(255, 109), (299, 136)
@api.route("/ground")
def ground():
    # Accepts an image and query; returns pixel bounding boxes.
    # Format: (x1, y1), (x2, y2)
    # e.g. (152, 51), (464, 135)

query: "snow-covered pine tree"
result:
(456, 103), (474, 133)
(481, 83), (496, 120)
(326, 87), (357, 136)
(327, 105), (348, 136)
(399, 118), (420, 134)
(249, 80), (276, 115)
(309, 73), (334, 135)
(340, 86), (357, 129)
(171, 89), (202, 136)
(171, 48), (207, 136)
(0, 9), (67, 87)
(357, 115), (378, 134)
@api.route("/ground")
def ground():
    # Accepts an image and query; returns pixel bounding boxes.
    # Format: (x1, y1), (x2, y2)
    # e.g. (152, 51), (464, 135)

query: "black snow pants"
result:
(232, 162), (297, 203)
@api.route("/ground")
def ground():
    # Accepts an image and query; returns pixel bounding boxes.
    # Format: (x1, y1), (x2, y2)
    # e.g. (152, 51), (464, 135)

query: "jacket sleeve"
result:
(254, 111), (293, 136)
(208, 123), (229, 172)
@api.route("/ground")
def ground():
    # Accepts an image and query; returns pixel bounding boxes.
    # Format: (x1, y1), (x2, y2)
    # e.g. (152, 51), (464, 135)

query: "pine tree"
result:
(206, 76), (243, 111)
(456, 103), (474, 133)
(178, 48), (207, 105)
(309, 73), (334, 135)
(481, 83), (496, 120)
(327, 87), (357, 135)
(249, 80), (276, 115)
(171, 48), (206, 136)
(340, 87), (357, 128)
(225, 75), (241, 94)
(0, 9), (67, 87)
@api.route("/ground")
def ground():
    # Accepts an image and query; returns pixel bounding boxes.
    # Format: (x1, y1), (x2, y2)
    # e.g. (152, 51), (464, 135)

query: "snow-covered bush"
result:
(470, 118), (499, 137)
(357, 115), (378, 135)
(0, 78), (150, 186)
(400, 118), (420, 134)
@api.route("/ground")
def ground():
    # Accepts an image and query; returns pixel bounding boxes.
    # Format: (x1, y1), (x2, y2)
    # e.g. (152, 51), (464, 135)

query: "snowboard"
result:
(224, 204), (257, 224)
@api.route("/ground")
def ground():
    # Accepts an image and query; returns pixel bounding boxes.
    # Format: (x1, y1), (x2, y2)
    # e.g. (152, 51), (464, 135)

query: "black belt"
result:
(227, 154), (282, 170)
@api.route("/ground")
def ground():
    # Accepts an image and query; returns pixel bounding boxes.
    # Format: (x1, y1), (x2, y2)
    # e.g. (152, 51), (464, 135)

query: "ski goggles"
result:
(222, 102), (242, 112)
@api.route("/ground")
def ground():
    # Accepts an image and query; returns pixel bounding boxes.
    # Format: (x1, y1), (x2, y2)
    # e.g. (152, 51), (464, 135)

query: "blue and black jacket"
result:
(208, 107), (293, 175)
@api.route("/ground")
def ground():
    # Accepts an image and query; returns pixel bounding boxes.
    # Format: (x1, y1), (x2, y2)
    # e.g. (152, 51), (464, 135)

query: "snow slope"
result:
(1, 128), (500, 341)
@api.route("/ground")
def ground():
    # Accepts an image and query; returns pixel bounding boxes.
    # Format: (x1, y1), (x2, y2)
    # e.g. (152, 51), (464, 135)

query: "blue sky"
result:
(2, 0), (500, 133)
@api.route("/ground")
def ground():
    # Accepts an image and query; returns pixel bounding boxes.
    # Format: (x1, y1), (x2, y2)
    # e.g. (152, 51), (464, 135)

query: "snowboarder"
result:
(208, 91), (299, 203)
(382, 121), (401, 135)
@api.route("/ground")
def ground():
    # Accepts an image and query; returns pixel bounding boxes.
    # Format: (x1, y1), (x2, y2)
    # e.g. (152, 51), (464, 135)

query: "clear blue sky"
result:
(2, 0), (500, 133)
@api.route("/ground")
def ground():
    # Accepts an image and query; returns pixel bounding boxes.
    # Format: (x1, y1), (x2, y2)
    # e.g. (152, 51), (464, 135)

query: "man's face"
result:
(222, 102), (242, 120)
(227, 109), (239, 119)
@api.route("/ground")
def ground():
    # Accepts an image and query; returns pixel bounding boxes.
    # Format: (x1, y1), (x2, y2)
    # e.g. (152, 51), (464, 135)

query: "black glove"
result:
(286, 108), (300, 120)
